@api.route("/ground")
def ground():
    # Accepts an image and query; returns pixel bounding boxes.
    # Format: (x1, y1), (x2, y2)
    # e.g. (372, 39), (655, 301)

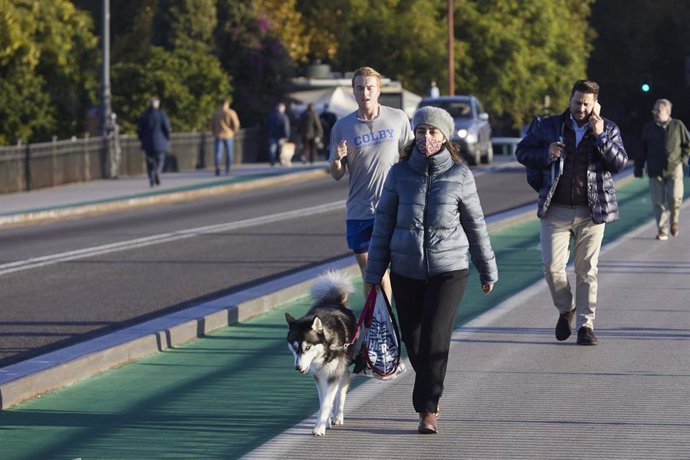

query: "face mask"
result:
(416, 135), (444, 156)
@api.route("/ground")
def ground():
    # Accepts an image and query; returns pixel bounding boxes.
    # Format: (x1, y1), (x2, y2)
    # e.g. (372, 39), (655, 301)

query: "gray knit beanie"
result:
(413, 106), (455, 141)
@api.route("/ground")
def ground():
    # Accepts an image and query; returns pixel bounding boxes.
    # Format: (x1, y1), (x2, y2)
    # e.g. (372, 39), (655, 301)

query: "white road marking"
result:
(0, 201), (346, 276)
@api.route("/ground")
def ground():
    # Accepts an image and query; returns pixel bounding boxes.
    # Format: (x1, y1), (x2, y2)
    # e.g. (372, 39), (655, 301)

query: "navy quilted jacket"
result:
(364, 148), (498, 285)
(516, 112), (628, 224)
(136, 108), (171, 153)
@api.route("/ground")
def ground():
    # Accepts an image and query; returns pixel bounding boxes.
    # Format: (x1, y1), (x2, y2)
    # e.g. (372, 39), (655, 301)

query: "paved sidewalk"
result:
(1, 176), (688, 458)
(0, 162), (329, 227)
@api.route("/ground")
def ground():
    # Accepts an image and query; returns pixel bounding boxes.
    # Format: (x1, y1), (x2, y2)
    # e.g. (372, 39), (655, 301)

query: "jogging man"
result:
(329, 66), (413, 299)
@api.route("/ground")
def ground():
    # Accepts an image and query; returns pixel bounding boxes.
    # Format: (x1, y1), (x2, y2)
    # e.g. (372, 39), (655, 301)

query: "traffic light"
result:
(640, 73), (652, 93)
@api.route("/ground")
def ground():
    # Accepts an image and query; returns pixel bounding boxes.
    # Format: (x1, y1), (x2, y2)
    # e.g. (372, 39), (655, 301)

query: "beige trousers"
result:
(650, 164), (684, 233)
(540, 205), (606, 330)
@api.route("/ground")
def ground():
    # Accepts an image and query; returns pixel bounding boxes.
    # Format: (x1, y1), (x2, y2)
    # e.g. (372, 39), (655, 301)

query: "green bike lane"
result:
(0, 176), (667, 459)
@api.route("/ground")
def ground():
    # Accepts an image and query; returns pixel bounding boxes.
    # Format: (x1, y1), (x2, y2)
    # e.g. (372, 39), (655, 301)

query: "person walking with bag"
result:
(364, 106), (498, 435)
(266, 102), (291, 166)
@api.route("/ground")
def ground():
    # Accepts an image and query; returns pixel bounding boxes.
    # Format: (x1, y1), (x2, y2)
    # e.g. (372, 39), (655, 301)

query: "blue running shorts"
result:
(346, 219), (375, 254)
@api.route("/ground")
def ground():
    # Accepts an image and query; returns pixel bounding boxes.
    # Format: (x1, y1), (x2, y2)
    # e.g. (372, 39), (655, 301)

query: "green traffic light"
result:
(641, 83), (650, 92)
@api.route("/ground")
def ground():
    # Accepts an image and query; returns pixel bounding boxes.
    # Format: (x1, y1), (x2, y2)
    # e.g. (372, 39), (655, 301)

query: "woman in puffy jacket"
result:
(364, 106), (498, 435)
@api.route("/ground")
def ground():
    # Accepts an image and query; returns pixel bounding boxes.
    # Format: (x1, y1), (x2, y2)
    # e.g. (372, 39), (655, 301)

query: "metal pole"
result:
(448, 0), (455, 95)
(100, 0), (116, 177)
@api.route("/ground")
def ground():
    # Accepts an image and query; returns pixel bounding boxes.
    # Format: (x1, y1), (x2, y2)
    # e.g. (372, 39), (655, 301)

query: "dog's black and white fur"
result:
(285, 271), (356, 436)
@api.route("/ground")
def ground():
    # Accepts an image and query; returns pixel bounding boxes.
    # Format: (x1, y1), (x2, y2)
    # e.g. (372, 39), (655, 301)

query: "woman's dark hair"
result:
(399, 139), (464, 163)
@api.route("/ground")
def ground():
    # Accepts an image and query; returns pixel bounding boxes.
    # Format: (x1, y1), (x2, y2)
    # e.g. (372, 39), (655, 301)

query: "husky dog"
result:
(285, 271), (356, 436)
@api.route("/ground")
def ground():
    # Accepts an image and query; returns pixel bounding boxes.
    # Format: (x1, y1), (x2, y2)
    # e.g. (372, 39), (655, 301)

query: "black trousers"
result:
(301, 137), (318, 163)
(145, 150), (166, 182)
(391, 269), (469, 413)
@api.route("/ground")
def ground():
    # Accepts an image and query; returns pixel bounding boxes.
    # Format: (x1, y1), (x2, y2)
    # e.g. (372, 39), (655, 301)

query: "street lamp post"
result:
(100, 0), (118, 178)
(448, 0), (455, 96)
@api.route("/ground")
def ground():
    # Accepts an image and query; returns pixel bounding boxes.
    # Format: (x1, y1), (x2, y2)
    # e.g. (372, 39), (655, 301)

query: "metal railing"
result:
(0, 127), (263, 194)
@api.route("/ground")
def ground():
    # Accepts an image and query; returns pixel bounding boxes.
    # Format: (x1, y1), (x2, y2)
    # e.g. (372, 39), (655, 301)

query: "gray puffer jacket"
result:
(364, 147), (498, 285)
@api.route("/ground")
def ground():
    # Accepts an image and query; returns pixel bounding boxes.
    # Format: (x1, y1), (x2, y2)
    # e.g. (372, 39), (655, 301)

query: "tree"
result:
(112, 47), (230, 133)
(153, 0), (217, 51)
(107, 0), (231, 133)
(0, 0), (98, 145)
(214, 0), (301, 127)
(296, 0), (448, 96)
(0, 0), (631, 145)
(294, 0), (593, 133)
(454, 0), (594, 132)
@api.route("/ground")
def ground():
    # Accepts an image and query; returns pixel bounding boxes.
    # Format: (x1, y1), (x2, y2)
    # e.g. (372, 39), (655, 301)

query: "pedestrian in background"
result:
(298, 103), (323, 164)
(136, 97), (171, 187)
(329, 66), (413, 301)
(429, 80), (440, 98)
(319, 103), (337, 158)
(634, 98), (690, 240)
(211, 98), (240, 176)
(266, 102), (291, 166)
(364, 106), (497, 435)
(516, 80), (628, 346)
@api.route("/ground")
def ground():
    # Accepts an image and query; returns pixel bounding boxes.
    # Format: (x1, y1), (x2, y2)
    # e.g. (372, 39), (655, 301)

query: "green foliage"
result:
(153, 0), (217, 51)
(3, 0), (661, 145)
(326, 0), (447, 95)
(108, 0), (231, 134)
(455, 0), (594, 131)
(295, 0), (593, 132)
(0, 0), (98, 144)
(214, 0), (297, 127)
(112, 46), (230, 133)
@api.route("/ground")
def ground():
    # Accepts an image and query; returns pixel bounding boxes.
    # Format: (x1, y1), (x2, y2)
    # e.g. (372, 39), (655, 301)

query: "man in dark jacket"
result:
(319, 104), (337, 158)
(266, 102), (291, 166)
(635, 98), (690, 240)
(516, 80), (628, 346)
(136, 97), (171, 187)
(298, 103), (323, 163)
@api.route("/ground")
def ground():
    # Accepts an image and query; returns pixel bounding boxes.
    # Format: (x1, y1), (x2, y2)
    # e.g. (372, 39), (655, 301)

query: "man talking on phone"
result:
(516, 80), (627, 345)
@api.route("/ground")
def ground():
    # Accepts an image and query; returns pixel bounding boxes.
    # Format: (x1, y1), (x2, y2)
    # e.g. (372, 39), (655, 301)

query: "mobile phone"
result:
(593, 101), (601, 117)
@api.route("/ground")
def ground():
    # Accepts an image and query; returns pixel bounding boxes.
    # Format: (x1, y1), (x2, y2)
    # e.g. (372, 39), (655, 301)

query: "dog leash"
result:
(329, 286), (378, 353)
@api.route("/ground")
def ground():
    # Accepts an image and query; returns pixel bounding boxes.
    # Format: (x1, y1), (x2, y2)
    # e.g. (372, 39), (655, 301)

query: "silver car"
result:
(417, 95), (493, 165)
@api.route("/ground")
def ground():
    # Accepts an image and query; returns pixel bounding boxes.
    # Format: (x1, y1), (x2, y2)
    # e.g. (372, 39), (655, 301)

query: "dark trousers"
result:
(145, 150), (166, 183)
(391, 269), (469, 413)
(301, 137), (318, 163)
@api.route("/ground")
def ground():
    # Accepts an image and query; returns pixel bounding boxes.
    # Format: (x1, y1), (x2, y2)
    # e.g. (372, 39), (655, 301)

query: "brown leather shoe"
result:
(418, 412), (438, 434)
(576, 326), (598, 345)
(671, 224), (679, 237)
(555, 308), (575, 341)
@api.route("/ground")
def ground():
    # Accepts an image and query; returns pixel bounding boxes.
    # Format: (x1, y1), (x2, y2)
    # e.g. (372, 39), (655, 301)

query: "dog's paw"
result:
(332, 414), (344, 426)
(312, 424), (327, 436)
